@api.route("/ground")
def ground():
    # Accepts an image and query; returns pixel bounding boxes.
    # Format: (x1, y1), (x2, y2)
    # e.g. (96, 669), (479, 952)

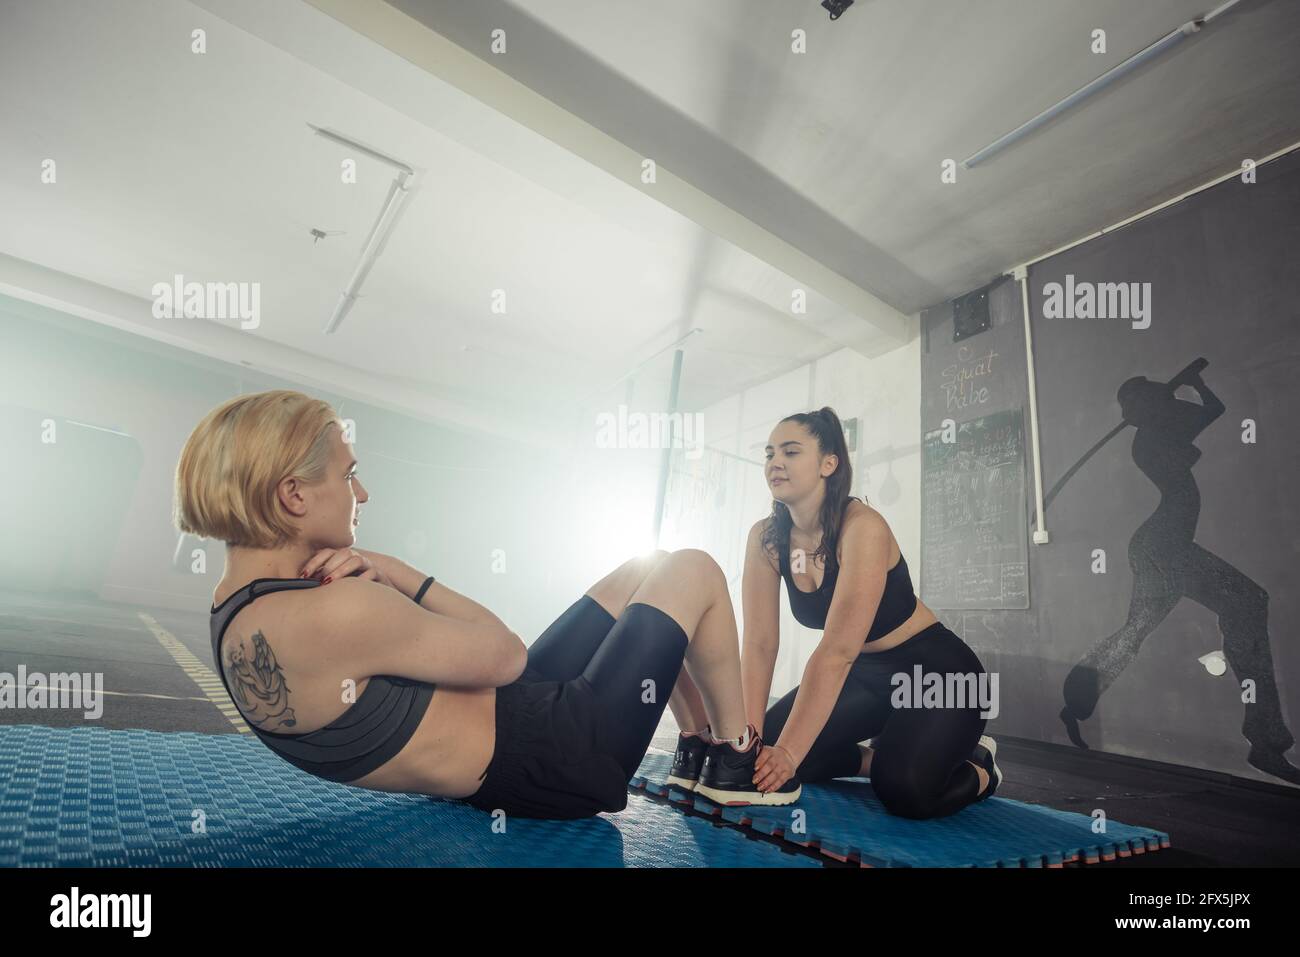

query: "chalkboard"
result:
(920, 408), (1030, 609)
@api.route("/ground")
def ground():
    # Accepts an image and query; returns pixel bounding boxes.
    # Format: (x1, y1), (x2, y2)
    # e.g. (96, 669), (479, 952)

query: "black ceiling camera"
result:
(821, 0), (854, 19)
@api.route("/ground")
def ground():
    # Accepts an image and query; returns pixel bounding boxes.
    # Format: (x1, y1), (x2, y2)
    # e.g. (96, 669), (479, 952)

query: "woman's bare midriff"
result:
(857, 597), (939, 654)
(212, 584), (498, 800)
(345, 685), (497, 798)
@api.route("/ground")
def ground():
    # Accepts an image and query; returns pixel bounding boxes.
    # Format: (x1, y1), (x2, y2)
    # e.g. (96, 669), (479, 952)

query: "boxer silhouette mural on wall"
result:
(1040, 358), (1296, 784)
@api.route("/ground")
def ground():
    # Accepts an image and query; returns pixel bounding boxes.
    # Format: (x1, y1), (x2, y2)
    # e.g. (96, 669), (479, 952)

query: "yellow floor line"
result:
(137, 612), (251, 734)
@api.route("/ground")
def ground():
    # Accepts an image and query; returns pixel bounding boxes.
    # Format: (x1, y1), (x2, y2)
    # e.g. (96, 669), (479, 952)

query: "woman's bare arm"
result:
(311, 576), (527, 688)
(357, 549), (511, 631)
(771, 512), (890, 766)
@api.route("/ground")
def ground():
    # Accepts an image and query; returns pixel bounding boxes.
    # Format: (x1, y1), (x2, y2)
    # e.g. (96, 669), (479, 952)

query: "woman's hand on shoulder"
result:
(299, 547), (397, 591)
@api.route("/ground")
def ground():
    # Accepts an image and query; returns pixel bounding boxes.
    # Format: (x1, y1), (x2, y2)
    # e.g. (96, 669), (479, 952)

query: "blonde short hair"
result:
(174, 390), (342, 548)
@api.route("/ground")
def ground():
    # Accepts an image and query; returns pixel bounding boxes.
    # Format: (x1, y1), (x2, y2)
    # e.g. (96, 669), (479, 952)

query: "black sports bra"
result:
(209, 577), (435, 783)
(778, 541), (917, 641)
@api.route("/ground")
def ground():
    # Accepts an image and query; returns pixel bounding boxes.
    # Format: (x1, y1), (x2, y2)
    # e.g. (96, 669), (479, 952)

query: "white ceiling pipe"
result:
(307, 123), (414, 174)
(308, 124), (421, 335)
(1013, 264), (1050, 546)
(324, 168), (416, 334)
(962, 0), (1246, 169)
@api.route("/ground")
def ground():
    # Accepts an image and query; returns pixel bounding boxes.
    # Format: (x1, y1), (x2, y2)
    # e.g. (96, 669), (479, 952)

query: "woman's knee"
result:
(870, 755), (946, 820)
(628, 549), (672, 576)
(617, 550), (672, 584)
(587, 550), (673, 616)
(873, 778), (940, 820)
(667, 548), (726, 592)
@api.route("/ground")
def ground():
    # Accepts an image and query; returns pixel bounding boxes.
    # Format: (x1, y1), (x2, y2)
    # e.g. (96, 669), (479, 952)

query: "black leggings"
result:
(763, 621), (988, 820)
(525, 595), (689, 778)
(465, 595), (689, 819)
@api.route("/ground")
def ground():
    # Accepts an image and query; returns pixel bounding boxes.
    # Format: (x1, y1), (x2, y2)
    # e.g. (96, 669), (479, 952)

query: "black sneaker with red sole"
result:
(666, 730), (710, 792)
(694, 727), (801, 806)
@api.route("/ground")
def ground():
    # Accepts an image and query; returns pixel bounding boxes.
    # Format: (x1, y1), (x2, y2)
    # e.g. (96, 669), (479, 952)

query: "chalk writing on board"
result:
(937, 344), (1001, 413)
(920, 408), (1029, 610)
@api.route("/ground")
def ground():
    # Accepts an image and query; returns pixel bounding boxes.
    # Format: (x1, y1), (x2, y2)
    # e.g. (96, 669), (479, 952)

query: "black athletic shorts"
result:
(464, 595), (688, 820)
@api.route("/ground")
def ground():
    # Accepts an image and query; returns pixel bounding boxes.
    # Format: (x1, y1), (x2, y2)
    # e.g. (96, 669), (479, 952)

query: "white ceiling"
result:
(1, 0), (1297, 445)
(380, 0), (1300, 307)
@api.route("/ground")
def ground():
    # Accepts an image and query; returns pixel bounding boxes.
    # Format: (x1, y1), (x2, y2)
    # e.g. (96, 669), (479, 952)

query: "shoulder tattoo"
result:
(225, 629), (297, 732)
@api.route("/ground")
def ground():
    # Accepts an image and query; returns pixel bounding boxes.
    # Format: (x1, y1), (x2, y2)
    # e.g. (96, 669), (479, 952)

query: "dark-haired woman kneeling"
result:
(666, 407), (1002, 819)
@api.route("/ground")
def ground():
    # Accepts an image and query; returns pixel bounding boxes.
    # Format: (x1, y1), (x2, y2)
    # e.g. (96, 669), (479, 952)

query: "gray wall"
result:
(920, 148), (1300, 788)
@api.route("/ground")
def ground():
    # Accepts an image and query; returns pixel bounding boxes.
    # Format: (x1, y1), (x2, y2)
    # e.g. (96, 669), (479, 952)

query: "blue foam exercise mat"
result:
(630, 750), (1171, 867)
(0, 726), (819, 867)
